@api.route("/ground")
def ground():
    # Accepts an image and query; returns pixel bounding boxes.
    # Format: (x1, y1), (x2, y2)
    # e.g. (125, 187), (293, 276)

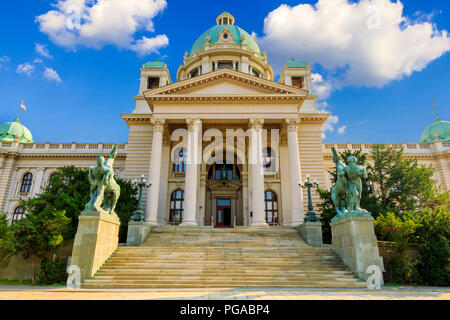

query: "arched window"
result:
(48, 173), (56, 188)
(263, 147), (276, 173)
(20, 172), (33, 193)
(169, 190), (184, 225)
(12, 206), (25, 224)
(173, 148), (186, 173)
(264, 190), (279, 225)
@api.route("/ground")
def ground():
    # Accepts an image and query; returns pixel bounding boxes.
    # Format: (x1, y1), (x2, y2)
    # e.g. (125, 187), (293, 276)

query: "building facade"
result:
(1, 13), (449, 227)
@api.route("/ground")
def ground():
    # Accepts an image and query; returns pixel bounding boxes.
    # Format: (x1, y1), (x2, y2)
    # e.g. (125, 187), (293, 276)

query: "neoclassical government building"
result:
(1, 13), (449, 227)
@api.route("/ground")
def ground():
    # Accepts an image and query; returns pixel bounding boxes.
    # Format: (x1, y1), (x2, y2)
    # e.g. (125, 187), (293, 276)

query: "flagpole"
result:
(17, 99), (21, 120)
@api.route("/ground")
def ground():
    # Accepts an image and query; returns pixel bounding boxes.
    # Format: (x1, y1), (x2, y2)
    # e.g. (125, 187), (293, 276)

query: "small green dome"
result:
(420, 117), (450, 143)
(0, 118), (34, 143)
(189, 24), (263, 57)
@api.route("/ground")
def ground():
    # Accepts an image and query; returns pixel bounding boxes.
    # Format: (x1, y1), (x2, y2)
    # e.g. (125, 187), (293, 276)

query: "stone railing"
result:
(0, 142), (127, 154)
(323, 141), (449, 154)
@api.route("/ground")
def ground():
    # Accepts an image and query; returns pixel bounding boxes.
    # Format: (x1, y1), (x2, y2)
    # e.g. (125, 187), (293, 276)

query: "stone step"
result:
(81, 280), (367, 288)
(89, 276), (360, 282)
(86, 226), (362, 288)
(96, 270), (354, 276)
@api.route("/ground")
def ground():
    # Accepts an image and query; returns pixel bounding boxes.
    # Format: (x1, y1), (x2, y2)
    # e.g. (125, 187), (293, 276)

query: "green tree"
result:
(414, 191), (450, 286)
(368, 144), (435, 215)
(33, 166), (137, 241)
(11, 203), (70, 284)
(0, 214), (16, 267)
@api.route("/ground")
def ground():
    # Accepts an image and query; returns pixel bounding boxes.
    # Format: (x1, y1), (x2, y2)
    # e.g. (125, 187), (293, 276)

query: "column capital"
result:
(285, 118), (300, 132)
(249, 118), (264, 130)
(151, 118), (166, 132)
(186, 118), (202, 132)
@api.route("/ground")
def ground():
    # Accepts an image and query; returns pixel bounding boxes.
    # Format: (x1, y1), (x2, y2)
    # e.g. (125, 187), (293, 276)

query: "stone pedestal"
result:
(331, 216), (384, 282)
(126, 221), (153, 246)
(70, 210), (120, 281)
(297, 222), (323, 247)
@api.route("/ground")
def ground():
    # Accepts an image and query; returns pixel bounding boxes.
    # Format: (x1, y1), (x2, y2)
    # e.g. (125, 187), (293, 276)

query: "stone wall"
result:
(0, 240), (74, 281)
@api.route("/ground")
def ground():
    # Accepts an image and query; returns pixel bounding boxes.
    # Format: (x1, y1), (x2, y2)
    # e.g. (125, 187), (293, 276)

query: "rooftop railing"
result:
(0, 142), (127, 154)
(323, 142), (449, 154)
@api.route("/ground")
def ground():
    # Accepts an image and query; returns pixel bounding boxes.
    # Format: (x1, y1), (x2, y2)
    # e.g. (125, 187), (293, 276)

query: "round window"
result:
(223, 33), (228, 39)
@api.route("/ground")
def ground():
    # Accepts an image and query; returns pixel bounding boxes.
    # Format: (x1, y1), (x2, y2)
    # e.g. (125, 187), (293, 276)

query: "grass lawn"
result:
(0, 279), (66, 286)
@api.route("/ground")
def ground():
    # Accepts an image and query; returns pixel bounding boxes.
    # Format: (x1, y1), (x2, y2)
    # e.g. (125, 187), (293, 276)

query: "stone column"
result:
(249, 119), (268, 227)
(181, 119), (201, 226)
(145, 119), (165, 225)
(0, 155), (16, 213)
(242, 171), (248, 226)
(286, 119), (304, 226)
(199, 170), (207, 226)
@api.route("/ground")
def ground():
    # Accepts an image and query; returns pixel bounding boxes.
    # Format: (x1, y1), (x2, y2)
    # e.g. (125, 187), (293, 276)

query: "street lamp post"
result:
(130, 174), (151, 222)
(299, 174), (319, 223)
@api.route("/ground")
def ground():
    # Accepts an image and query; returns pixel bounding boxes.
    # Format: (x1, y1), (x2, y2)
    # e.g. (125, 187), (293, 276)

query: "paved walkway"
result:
(0, 286), (449, 300)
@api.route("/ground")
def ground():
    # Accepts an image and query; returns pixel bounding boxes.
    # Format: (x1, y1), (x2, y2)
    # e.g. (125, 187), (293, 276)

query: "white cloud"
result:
(311, 73), (332, 100)
(16, 63), (35, 77)
(131, 35), (169, 57)
(0, 56), (10, 69)
(36, 0), (169, 56)
(43, 67), (62, 84)
(322, 114), (339, 139)
(337, 125), (347, 134)
(257, 0), (450, 95)
(35, 43), (53, 59)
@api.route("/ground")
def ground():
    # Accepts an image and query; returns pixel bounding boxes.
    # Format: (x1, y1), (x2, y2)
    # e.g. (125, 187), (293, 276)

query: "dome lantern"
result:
(216, 12), (235, 25)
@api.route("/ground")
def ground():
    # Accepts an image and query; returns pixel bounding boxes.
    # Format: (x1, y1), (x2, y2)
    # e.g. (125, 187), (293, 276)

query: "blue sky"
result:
(0, 0), (449, 143)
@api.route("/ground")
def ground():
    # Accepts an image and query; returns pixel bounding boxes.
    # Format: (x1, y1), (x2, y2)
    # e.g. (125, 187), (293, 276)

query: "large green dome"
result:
(0, 118), (34, 143)
(189, 24), (263, 57)
(420, 118), (450, 143)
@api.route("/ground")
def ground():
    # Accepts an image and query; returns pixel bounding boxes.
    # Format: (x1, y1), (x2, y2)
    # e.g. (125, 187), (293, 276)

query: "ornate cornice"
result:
(299, 113), (330, 123)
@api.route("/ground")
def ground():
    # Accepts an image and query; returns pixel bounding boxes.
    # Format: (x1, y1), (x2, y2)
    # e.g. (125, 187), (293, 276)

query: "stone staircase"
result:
(82, 226), (366, 288)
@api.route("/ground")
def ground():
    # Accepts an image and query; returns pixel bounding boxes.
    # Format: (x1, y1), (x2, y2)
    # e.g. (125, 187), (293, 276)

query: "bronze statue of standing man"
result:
(85, 144), (121, 214)
(330, 148), (371, 222)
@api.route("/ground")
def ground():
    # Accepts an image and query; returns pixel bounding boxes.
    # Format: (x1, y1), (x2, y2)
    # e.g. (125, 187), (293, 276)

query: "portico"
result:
(122, 64), (329, 227)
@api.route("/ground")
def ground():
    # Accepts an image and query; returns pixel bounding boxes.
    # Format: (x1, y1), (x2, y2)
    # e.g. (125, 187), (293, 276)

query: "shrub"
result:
(38, 256), (68, 285)
(414, 199), (450, 286)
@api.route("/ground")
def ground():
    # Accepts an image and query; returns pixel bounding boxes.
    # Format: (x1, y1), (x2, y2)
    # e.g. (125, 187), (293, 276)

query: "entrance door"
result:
(216, 199), (231, 227)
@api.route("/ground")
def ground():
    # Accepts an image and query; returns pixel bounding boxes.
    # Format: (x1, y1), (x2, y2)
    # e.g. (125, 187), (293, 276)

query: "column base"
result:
(251, 221), (269, 227)
(145, 220), (159, 226)
(290, 221), (303, 227)
(180, 221), (198, 227)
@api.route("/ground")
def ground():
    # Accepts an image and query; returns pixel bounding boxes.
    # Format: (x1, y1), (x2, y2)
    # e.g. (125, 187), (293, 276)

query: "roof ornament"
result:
(432, 98), (439, 121)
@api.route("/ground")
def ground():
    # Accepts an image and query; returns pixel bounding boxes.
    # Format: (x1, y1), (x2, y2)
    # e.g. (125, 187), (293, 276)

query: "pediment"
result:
(144, 68), (308, 97)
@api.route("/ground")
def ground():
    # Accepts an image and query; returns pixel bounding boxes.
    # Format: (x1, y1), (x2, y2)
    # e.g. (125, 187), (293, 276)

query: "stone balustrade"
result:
(323, 141), (449, 154)
(0, 142), (127, 154)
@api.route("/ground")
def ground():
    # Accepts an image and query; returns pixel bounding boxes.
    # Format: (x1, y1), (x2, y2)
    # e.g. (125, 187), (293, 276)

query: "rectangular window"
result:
(218, 61), (233, 69)
(291, 77), (305, 88)
(147, 77), (160, 89)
